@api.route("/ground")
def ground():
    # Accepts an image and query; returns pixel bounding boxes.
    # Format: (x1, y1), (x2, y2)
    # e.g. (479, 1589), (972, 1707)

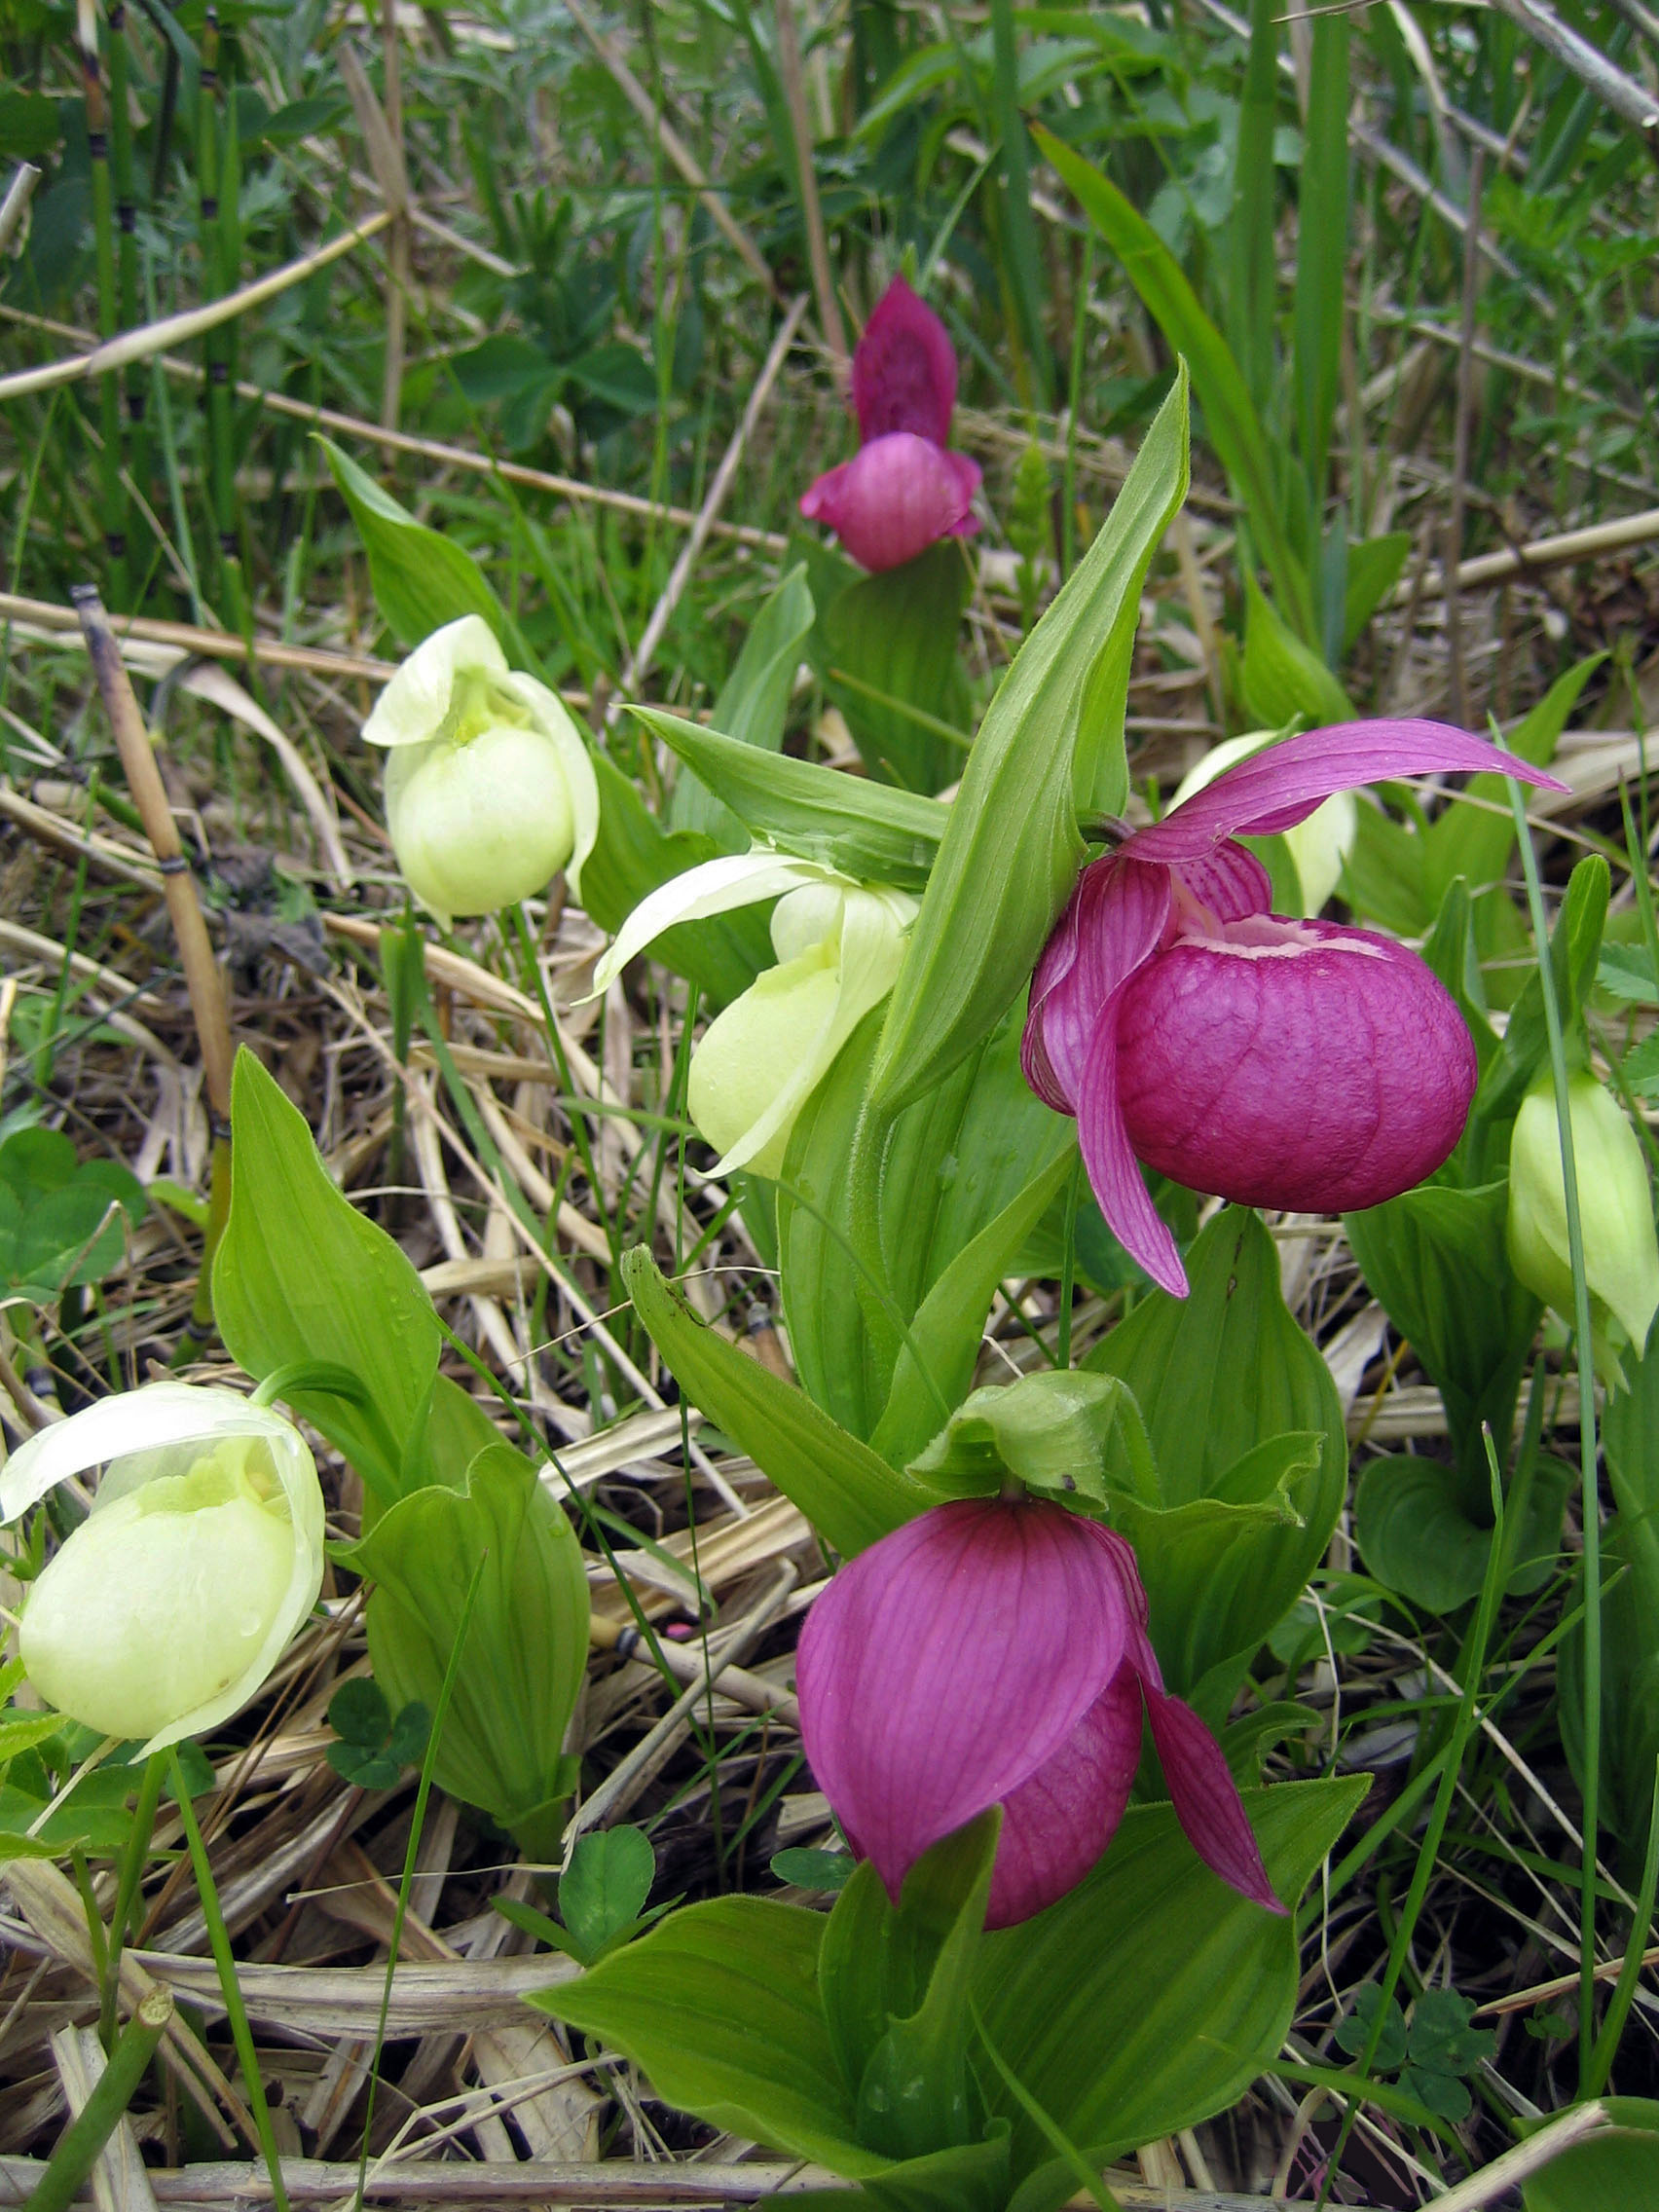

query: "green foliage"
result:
(822, 543), (975, 793)
(0, 1127), (145, 1307)
(336, 1444), (589, 1856)
(666, 566), (817, 845)
(865, 365), (1190, 1118)
(325, 1677), (431, 1791)
(1525, 2100), (1659, 2210)
(1333, 1986), (1495, 2123)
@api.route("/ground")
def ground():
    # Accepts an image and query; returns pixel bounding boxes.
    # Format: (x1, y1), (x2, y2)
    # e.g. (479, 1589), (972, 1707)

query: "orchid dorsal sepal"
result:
(589, 850), (853, 996)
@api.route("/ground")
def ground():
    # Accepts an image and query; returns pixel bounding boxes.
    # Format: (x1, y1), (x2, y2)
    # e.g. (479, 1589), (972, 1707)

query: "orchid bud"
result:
(362, 615), (599, 928)
(1173, 732), (1357, 914)
(593, 853), (917, 1179)
(0, 1384), (325, 1752)
(1507, 1072), (1659, 1383)
(800, 275), (982, 573)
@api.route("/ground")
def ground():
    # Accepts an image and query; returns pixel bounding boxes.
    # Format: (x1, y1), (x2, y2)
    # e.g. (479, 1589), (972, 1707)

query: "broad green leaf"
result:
(338, 1443), (589, 1843)
(621, 1247), (930, 1556)
(213, 1049), (439, 1498)
(1225, 0), (1277, 424)
(1086, 1207), (1346, 1508)
(1472, 854), (1610, 1140)
(1341, 796), (1429, 937)
(1240, 576), (1351, 730)
(864, 364), (1191, 1117)
(636, 708), (948, 891)
(908, 1370), (1159, 1508)
(1341, 532), (1411, 652)
(871, 1147), (1076, 1467)
(1421, 653), (1603, 908)
(1525, 2099), (1659, 2210)
(533, 1896), (884, 2175)
(560, 1827), (656, 1964)
(780, 1009), (1073, 1453)
(1040, 131), (1312, 641)
(667, 566), (818, 844)
(319, 438), (510, 649)
(821, 1814), (998, 2159)
(1353, 1451), (1572, 1613)
(1346, 1180), (1541, 1485)
(1108, 1431), (1330, 1707)
(979, 1777), (1366, 2192)
(824, 541), (974, 794)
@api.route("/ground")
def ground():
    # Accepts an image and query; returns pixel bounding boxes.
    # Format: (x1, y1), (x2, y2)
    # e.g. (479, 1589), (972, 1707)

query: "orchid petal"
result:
(361, 615), (507, 749)
(852, 274), (958, 447)
(1074, 990), (1189, 1298)
(1087, 1522), (1282, 1913)
(796, 1498), (1131, 1904)
(1127, 719), (1568, 866)
(1020, 857), (1171, 1110)
(799, 435), (981, 573)
(985, 1668), (1142, 1929)
(591, 853), (844, 992)
(1142, 1686), (1284, 1913)
(1, 1383), (292, 1520)
(1173, 841), (1273, 922)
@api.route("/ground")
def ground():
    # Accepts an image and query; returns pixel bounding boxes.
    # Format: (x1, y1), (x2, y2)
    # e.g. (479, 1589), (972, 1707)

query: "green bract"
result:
(1507, 1071), (1659, 1387)
(362, 614), (599, 928)
(0, 1384), (325, 1752)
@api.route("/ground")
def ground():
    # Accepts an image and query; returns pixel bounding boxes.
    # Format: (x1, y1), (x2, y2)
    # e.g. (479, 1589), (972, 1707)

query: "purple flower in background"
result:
(799, 276), (982, 572)
(796, 1496), (1281, 1930)
(1021, 720), (1568, 1299)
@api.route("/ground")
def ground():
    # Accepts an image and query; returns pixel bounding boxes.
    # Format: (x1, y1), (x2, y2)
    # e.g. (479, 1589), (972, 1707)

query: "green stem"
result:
(1508, 778), (1604, 2086)
(507, 902), (616, 1259)
(1055, 1147), (1083, 1369)
(27, 1987), (173, 2212)
(101, 1752), (167, 2050)
(169, 1749), (291, 2212)
(1584, 1759), (1659, 2097)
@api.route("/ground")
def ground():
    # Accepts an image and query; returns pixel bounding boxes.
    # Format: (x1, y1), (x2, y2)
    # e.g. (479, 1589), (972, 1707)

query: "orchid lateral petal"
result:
(985, 1667), (1143, 1929)
(1142, 1683), (1284, 1913)
(1174, 840), (1272, 921)
(852, 274), (958, 447)
(796, 1499), (1131, 1904)
(591, 852), (842, 993)
(1021, 857), (1171, 1108)
(1127, 719), (1568, 866)
(1074, 990), (1189, 1298)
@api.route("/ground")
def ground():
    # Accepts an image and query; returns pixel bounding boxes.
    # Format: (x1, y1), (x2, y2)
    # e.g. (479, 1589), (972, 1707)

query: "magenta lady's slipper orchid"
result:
(796, 1496), (1281, 1930)
(799, 275), (981, 572)
(1022, 720), (1568, 1298)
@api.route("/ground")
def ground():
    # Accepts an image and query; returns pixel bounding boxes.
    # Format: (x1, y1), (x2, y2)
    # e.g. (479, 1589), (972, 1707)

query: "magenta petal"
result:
(1127, 719), (1569, 866)
(1142, 1684), (1284, 1913)
(985, 1667), (1142, 1929)
(1176, 840), (1273, 922)
(799, 434), (980, 572)
(1075, 990), (1189, 1298)
(852, 274), (959, 446)
(796, 1499), (1131, 1904)
(1021, 857), (1171, 1110)
(1115, 915), (1477, 1213)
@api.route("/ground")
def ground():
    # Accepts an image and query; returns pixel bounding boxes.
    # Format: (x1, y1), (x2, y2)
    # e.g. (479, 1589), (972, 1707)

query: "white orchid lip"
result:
(1, 1382), (327, 1754)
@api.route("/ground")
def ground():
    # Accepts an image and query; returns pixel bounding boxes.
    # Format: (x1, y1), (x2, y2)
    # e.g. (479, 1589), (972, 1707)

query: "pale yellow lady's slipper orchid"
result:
(1174, 731), (1358, 914)
(362, 615), (599, 928)
(1507, 1070), (1659, 1386)
(593, 852), (917, 1178)
(0, 1383), (326, 1752)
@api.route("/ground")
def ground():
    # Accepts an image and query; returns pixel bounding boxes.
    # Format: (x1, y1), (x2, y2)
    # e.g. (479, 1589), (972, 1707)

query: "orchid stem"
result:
(1056, 1148), (1083, 1369)
(100, 1751), (167, 2049)
(1507, 776), (1604, 2088)
(169, 1749), (291, 2212)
